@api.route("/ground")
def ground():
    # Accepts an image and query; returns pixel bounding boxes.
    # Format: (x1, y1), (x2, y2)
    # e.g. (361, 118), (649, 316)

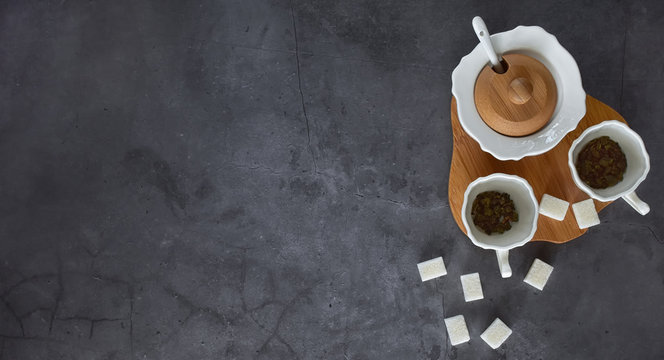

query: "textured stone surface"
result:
(1, 0), (663, 359)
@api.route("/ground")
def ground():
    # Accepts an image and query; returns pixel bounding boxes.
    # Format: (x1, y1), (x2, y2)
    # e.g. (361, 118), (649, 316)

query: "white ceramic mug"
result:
(568, 120), (650, 215)
(461, 173), (539, 278)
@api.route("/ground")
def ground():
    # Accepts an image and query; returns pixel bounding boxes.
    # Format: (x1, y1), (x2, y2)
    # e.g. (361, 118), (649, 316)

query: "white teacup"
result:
(461, 173), (539, 278)
(568, 120), (650, 215)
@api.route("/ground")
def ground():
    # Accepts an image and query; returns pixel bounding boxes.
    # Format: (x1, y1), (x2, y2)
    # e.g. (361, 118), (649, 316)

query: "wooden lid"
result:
(474, 54), (557, 137)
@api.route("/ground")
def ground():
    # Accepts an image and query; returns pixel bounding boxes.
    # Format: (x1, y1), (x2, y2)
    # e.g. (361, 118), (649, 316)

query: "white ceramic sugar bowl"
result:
(452, 25), (586, 161)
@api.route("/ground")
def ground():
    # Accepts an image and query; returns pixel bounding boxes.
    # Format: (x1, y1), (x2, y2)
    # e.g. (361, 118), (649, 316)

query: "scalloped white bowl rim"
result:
(461, 173), (539, 251)
(452, 25), (586, 161)
(567, 120), (650, 202)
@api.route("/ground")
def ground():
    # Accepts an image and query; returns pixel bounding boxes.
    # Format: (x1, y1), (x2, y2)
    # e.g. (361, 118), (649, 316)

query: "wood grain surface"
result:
(474, 54), (557, 136)
(448, 95), (627, 243)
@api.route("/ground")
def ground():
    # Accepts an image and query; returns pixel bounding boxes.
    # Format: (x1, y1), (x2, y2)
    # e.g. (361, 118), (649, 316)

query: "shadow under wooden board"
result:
(448, 95), (626, 244)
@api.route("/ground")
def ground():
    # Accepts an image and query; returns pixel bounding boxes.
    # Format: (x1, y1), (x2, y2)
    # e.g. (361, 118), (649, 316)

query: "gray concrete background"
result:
(1, 0), (663, 359)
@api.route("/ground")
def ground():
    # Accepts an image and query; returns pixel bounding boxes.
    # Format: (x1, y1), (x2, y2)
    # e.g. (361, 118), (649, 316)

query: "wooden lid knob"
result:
(474, 54), (557, 137)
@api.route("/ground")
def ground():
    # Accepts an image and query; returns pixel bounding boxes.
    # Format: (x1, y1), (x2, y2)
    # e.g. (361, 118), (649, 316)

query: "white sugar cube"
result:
(539, 194), (569, 221)
(444, 315), (470, 346)
(460, 273), (484, 302)
(417, 257), (447, 282)
(523, 258), (554, 291)
(480, 318), (512, 349)
(572, 199), (600, 229)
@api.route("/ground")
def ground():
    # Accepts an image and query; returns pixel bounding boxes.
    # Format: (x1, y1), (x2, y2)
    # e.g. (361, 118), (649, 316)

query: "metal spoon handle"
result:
(472, 16), (505, 73)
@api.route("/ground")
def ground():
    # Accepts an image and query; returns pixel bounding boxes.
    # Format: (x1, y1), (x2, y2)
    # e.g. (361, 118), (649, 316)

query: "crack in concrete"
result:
(164, 287), (232, 325)
(0, 334), (70, 348)
(0, 335), (37, 341)
(248, 300), (284, 313)
(1, 268), (135, 349)
(353, 191), (448, 211)
(605, 221), (664, 245)
(48, 256), (64, 335)
(236, 248), (287, 332)
(1, 274), (57, 299)
(186, 37), (449, 71)
(55, 316), (125, 339)
(232, 246), (313, 359)
(342, 316), (350, 359)
(1, 299), (24, 337)
(253, 287), (311, 360)
(159, 285), (248, 354)
(239, 249), (249, 313)
(642, 224), (664, 244)
(290, 2), (317, 174)
(81, 245), (99, 258)
(329, 316), (401, 336)
(230, 163), (282, 176)
(276, 333), (298, 359)
(129, 286), (134, 359)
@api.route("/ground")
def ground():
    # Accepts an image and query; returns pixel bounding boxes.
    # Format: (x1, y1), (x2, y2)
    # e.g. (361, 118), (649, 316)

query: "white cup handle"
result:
(622, 191), (650, 215)
(495, 249), (512, 278)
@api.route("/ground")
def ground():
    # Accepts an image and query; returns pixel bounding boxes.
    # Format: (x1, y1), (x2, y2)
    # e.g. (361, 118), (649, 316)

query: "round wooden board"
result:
(448, 95), (626, 243)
